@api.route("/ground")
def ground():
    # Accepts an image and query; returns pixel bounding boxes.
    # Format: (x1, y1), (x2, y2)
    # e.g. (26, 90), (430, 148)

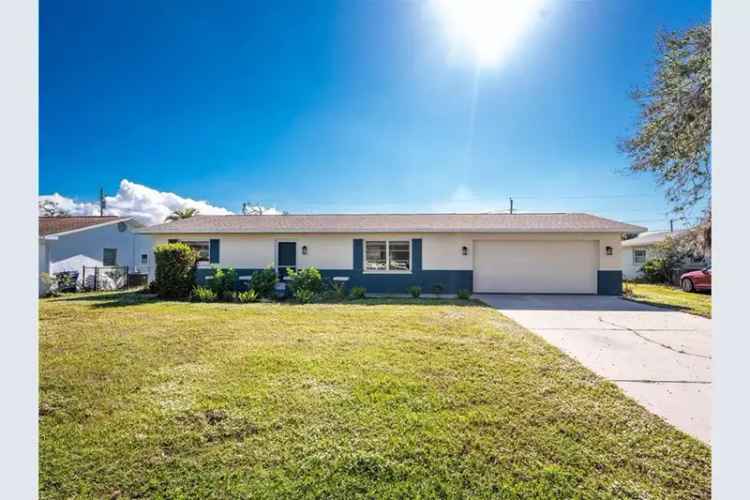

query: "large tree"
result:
(165, 207), (199, 222)
(620, 23), (711, 248)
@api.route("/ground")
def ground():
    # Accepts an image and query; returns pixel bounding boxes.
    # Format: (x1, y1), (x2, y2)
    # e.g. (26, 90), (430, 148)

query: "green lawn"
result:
(625, 282), (712, 318)
(40, 291), (710, 498)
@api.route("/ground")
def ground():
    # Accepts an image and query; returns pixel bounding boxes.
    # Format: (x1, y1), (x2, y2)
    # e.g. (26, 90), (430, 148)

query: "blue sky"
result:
(41, 0), (710, 229)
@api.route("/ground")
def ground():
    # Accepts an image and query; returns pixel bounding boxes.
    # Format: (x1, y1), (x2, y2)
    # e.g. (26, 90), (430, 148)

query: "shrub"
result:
(237, 289), (258, 303)
(622, 282), (634, 297)
(294, 288), (316, 304)
(57, 272), (78, 293)
(350, 286), (366, 299)
(286, 267), (323, 294)
(191, 286), (217, 302)
(431, 284), (445, 296)
(250, 266), (278, 298)
(457, 289), (471, 300)
(641, 258), (670, 284)
(221, 290), (237, 303)
(407, 285), (421, 298)
(329, 280), (348, 300)
(210, 267), (238, 295)
(154, 243), (197, 299)
(39, 273), (58, 297)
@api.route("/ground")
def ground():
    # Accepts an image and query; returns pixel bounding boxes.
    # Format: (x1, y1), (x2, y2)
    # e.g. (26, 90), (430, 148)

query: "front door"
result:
(277, 242), (297, 278)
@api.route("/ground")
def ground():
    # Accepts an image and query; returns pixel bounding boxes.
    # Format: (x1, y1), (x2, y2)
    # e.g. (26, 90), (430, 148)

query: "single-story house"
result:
(139, 213), (645, 295)
(39, 216), (154, 290)
(621, 230), (709, 280)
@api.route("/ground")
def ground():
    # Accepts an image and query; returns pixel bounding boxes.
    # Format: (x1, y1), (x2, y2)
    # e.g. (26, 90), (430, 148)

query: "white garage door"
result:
(474, 240), (598, 294)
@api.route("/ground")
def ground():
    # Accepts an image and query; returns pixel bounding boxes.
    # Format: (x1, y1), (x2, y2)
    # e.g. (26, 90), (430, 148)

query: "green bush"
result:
(221, 290), (237, 302)
(250, 266), (278, 298)
(154, 243), (197, 299)
(210, 267), (238, 295)
(350, 286), (366, 300)
(457, 289), (471, 300)
(407, 285), (421, 298)
(431, 284), (445, 296)
(286, 267), (323, 294)
(237, 289), (258, 303)
(328, 280), (348, 300)
(294, 288), (316, 304)
(39, 273), (58, 297)
(641, 258), (670, 284)
(191, 286), (217, 302)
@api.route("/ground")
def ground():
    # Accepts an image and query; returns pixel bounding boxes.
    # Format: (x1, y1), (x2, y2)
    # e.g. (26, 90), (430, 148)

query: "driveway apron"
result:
(476, 294), (711, 444)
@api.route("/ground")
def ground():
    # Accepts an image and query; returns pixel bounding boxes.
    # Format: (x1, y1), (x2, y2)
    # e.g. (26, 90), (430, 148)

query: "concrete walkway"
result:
(476, 294), (711, 444)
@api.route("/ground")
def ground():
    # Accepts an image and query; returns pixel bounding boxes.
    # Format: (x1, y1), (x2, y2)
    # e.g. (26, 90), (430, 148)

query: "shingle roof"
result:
(138, 213), (646, 234)
(39, 216), (130, 237)
(621, 230), (686, 247)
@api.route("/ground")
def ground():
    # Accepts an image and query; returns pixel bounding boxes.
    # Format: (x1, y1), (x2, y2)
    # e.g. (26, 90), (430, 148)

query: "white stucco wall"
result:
(622, 246), (652, 280)
(152, 231), (624, 274)
(45, 221), (152, 280)
(421, 232), (621, 271)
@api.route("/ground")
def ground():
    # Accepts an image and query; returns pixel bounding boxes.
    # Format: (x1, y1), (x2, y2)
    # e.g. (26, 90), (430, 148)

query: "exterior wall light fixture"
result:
(605, 246), (613, 256)
(302, 245), (308, 255)
(462, 246), (468, 256)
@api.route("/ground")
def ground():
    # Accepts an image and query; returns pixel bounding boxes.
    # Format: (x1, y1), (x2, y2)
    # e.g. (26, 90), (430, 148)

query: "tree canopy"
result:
(620, 23), (711, 241)
(165, 207), (199, 222)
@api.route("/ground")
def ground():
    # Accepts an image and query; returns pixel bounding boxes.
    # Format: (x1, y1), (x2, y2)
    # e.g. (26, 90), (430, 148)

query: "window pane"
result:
(186, 241), (210, 262)
(633, 249), (646, 264)
(103, 248), (117, 266)
(365, 241), (387, 271)
(389, 241), (410, 271)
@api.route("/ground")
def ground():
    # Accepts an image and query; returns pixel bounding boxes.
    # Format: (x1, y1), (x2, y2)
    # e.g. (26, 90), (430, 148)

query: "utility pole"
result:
(99, 188), (106, 216)
(669, 219), (674, 233)
(509, 197), (514, 214)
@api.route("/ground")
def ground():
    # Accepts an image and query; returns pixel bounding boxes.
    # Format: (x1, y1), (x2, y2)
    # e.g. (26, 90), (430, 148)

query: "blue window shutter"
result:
(353, 239), (363, 271)
(209, 239), (220, 264)
(411, 238), (422, 273)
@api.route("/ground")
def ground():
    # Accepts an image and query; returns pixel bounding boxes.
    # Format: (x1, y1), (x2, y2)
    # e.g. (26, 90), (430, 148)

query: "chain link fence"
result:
(81, 266), (129, 291)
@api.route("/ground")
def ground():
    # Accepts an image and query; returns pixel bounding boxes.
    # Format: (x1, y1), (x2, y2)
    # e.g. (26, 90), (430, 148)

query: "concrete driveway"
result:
(476, 294), (711, 444)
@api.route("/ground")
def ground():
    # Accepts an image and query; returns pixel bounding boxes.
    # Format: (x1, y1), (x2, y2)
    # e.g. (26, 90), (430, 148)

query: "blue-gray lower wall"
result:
(597, 270), (622, 296)
(195, 268), (473, 294)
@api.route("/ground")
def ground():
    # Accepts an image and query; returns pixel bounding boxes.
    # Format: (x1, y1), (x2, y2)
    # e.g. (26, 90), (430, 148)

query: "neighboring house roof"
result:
(138, 213), (646, 235)
(621, 230), (687, 248)
(39, 216), (135, 237)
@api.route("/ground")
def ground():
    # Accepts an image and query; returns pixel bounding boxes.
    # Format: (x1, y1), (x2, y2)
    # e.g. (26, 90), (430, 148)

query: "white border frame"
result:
(362, 239), (412, 274)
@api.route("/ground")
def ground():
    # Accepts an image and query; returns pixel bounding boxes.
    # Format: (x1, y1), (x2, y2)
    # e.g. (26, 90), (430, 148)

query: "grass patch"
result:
(40, 291), (710, 498)
(625, 283), (712, 318)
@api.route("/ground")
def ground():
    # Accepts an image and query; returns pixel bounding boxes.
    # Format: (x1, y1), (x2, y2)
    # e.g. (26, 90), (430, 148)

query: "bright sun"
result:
(433, 0), (545, 67)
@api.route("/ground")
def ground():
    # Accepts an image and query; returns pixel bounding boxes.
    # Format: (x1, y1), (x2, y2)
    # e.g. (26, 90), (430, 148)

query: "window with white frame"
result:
(103, 248), (117, 266)
(365, 240), (410, 272)
(633, 248), (647, 265)
(177, 240), (210, 262)
(140, 253), (148, 265)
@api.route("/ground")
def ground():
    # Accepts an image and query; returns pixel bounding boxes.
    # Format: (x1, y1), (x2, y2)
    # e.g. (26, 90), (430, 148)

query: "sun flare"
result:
(433, 0), (545, 67)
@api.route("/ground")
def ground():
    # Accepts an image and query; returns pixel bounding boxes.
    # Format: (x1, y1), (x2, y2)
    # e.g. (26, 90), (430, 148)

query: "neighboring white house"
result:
(621, 230), (709, 280)
(138, 213), (645, 295)
(39, 216), (153, 291)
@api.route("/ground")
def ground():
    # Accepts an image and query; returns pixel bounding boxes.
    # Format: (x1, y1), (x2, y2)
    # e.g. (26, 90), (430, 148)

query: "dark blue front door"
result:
(278, 242), (296, 278)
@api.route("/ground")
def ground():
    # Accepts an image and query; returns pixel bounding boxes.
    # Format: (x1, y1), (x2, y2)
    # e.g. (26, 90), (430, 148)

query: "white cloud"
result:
(432, 184), (508, 213)
(39, 179), (243, 226)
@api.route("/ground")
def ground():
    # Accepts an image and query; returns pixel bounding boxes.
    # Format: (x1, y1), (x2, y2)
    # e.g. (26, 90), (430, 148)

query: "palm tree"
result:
(165, 207), (199, 222)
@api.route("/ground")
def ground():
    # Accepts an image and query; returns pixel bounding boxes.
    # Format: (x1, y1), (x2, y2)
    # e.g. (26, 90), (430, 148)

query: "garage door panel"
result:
(474, 241), (597, 294)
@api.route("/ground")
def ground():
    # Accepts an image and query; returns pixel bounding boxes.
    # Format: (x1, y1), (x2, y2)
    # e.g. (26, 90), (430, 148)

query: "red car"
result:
(681, 267), (711, 292)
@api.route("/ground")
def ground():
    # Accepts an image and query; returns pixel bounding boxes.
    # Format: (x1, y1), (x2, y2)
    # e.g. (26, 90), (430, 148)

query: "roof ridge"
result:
(192, 212), (576, 217)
